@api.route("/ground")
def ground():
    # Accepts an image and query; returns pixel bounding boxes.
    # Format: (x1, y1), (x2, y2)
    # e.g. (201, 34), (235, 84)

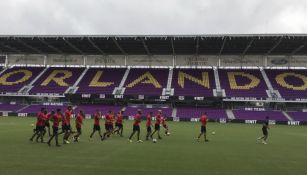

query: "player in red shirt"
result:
(197, 112), (209, 142)
(73, 110), (84, 142)
(150, 110), (163, 140)
(47, 110), (62, 147)
(90, 110), (103, 140)
(114, 111), (124, 137)
(63, 106), (73, 144)
(145, 112), (153, 140)
(30, 108), (47, 143)
(102, 111), (115, 141)
(45, 110), (52, 136)
(128, 109), (143, 143)
(161, 116), (170, 136)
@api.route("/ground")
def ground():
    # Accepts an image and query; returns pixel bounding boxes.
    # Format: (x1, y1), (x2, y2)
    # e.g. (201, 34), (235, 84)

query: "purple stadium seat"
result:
(0, 103), (25, 112)
(74, 104), (123, 115)
(265, 69), (307, 99)
(176, 107), (227, 119)
(233, 110), (288, 121)
(124, 106), (172, 117)
(123, 68), (168, 96)
(287, 112), (307, 122)
(30, 67), (85, 94)
(219, 69), (268, 98)
(19, 105), (68, 113)
(0, 67), (44, 93)
(76, 68), (126, 95)
(172, 69), (215, 97)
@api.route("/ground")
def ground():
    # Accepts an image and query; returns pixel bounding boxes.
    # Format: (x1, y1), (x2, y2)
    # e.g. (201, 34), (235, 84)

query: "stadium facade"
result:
(0, 35), (307, 125)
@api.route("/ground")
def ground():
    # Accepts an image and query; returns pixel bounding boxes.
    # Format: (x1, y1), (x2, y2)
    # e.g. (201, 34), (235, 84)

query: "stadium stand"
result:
(265, 69), (307, 99)
(176, 107), (228, 120)
(30, 67), (85, 94)
(76, 68), (126, 95)
(74, 104), (123, 115)
(219, 69), (268, 98)
(172, 69), (215, 97)
(123, 68), (169, 96)
(0, 67), (45, 93)
(124, 106), (172, 117)
(19, 104), (68, 113)
(0, 103), (26, 112)
(233, 110), (289, 121)
(287, 111), (307, 121)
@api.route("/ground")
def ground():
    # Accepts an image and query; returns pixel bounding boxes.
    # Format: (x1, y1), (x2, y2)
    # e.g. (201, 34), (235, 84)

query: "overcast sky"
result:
(0, 0), (306, 35)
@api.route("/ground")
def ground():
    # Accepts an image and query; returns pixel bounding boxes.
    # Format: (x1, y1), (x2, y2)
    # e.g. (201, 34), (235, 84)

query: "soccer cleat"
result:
(64, 140), (70, 144)
(205, 139), (209, 142)
(262, 141), (267, 145)
(47, 142), (51, 146)
(137, 140), (143, 143)
(128, 139), (133, 143)
(56, 144), (61, 147)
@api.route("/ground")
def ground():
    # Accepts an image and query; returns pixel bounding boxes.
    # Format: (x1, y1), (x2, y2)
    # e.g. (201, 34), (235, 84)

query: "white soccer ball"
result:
(211, 131), (216, 135)
(31, 123), (34, 127)
(152, 138), (157, 143)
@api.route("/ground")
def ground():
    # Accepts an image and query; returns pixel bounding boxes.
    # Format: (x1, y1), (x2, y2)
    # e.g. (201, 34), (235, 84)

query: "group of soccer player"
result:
(29, 106), (171, 147)
(29, 106), (81, 146)
(29, 106), (270, 147)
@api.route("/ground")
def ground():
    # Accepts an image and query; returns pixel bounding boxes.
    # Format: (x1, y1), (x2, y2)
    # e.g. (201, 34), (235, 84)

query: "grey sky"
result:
(0, 0), (306, 35)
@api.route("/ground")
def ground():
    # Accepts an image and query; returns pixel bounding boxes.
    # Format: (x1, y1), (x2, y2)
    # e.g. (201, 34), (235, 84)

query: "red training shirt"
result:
(75, 113), (83, 128)
(200, 115), (208, 126)
(133, 113), (141, 126)
(146, 114), (152, 127)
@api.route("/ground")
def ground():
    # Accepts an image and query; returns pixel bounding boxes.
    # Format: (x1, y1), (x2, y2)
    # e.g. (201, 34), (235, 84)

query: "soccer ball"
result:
(152, 139), (157, 143)
(166, 132), (171, 136)
(31, 123), (34, 127)
(211, 131), (216, 135)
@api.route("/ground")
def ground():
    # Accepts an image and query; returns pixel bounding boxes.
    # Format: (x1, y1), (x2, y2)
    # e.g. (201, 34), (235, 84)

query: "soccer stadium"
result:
(1, 1), (307, 175)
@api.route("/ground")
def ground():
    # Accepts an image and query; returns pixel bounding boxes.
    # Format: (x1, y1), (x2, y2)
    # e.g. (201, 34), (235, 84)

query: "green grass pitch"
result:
(0, 117), (306, 175)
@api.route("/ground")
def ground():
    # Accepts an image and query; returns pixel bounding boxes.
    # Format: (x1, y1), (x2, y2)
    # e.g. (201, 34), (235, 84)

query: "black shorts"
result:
(52, 126), (59, 134)
(37, 125), (44, 132)
(116, 123), (123, 128)
(262, 128), (268, 136)
(63, 124), (71, 131)
(93, 125), (101, 131)
(133, 125), (140, 131)
(201, 126), (206, 133)
(45, 121), (50, 127)
(155, 124), (160, 130)
(147, 126), (152, 132)
(105, 124), (113, 131)
(77, 127), (82, 133)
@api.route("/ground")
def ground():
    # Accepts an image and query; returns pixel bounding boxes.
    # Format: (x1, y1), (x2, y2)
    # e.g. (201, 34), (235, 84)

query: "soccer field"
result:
(0, 117), (306, 175)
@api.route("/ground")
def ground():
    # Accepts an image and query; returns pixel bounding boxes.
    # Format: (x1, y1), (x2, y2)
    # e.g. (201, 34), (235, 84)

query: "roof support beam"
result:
(0, 42), (22, 53)
(17, 38), (43, 54)
(63, 38), (84, 54)
(218, 37), (227, 56)
(266, 36), (283, 55)
(112, 37), (127, 55)
(290, 44), (306, 55)
(38, 38), (63, 54)
(195, 37), (199, 55)
(241, 37), (255, 56)
(171, 37), (176, 55)
(87, 38), (106, 55)
(140, 37), (151, 56)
